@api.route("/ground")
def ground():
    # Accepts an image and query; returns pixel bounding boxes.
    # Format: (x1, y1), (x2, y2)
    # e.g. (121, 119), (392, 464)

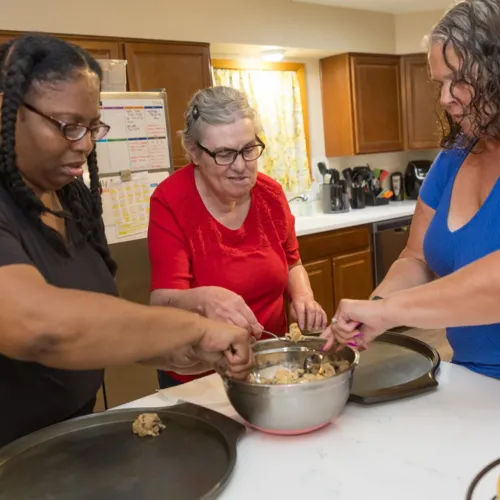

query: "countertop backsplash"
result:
(286, 148), (439, 216)
(327, 148), (439, 175)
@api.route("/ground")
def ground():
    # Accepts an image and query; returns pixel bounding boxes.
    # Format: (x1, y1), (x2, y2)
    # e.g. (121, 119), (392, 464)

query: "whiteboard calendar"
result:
(84, 91), (174, 244)
(95, 92), (173, 175)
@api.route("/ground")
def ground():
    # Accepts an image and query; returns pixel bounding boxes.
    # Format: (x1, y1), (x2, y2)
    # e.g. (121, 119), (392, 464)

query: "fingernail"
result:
(354, 333), (363, 338)
(348, 342), (357, 347)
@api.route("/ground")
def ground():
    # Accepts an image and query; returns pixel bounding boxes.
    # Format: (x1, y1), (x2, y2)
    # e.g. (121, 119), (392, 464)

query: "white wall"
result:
(395, 9), (445, 54)
(3, 0), (444, 197)
(2, 0), (395, 54)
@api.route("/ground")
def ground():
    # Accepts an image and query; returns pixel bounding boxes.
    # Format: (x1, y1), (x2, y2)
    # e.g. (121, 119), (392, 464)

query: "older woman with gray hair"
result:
(322, 0), (500, 379)
(148, 86), (327, 388)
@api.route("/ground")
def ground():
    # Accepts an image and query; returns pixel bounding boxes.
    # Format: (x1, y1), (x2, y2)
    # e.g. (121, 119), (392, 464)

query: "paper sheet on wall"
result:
(101, 170), (169, 245)
(96, 98), (172, 174)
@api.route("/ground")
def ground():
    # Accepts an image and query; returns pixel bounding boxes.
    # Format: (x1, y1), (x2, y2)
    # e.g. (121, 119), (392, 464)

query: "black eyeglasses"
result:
(23, 102), (110, 142)
(197, 136), (265, 166)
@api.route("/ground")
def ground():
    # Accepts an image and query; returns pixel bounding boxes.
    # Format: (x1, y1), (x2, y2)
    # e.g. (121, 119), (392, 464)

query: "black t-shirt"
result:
(0, 181), (118, 447)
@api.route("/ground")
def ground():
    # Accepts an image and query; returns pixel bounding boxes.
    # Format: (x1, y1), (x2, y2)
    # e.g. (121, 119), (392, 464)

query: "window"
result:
(212, 59), (311, 194)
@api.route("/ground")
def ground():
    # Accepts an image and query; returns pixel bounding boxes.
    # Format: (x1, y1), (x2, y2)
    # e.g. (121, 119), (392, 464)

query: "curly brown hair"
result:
(430, 0), (500, 149)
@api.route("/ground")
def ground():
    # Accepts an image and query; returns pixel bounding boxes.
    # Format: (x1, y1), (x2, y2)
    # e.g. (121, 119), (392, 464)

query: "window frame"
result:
(211, 58), (311, 171)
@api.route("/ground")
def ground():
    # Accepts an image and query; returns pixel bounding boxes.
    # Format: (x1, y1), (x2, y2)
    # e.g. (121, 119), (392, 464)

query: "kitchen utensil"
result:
(349, 331), (440, 405)
(339, 180), (350, 213)
(0, 403), (245, 500)
(327, 168), (337, 184)
(379, 169), (389, 183)
(303, 352), (324, 374)
(341, 168), (353, 187)
(330, 184), (344, 212)
(331, 168), (340, 184)
(317, 161), (327, 177)
(262, 329), (287, 341)
(222, 338), (359, 435)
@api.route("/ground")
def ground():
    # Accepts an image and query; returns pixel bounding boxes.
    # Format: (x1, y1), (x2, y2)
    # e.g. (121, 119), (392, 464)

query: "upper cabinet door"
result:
(350, 54), (404, 154)
(401, 54), (441, 150)
(124, 42), (212, 168)
(61, 37), (123, 60)
(321, 53), (403, 156)
(0, 33), (123, 60)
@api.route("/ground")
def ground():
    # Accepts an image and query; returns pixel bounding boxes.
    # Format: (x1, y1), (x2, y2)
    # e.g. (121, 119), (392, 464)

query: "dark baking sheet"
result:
(0, 402), (245, 500)
(348, 331), (441, 405)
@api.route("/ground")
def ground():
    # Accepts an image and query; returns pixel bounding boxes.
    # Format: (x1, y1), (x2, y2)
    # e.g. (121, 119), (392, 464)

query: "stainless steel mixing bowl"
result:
(222, 337), (359, 435)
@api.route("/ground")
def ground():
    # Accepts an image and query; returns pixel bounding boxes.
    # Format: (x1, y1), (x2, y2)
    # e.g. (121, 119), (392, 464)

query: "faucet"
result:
(287, 194), (308, 203)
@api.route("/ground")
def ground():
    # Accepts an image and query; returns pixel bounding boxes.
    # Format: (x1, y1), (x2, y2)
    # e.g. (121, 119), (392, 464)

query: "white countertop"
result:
(294, 200), (416, 237)
(119, 362), (500, 500)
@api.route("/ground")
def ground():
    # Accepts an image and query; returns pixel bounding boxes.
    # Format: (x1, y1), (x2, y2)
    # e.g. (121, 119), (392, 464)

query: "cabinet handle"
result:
(393, 226), (409, 233)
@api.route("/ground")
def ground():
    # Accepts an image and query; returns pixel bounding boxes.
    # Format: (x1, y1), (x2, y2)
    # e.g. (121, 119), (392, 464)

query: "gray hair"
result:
(180, 86), (261, 152)
(425, 0), (500, 146)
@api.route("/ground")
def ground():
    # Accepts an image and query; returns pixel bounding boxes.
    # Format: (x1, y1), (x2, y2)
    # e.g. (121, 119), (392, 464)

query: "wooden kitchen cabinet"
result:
(62, 37), (123, 60)
(401, 53), (441, 150)
(0, 32), (122, 60)
(321, 53), (403, 156)
(124, 41), (212, 168)
(332, 249), (373, 309)
(303, 259), (335, 320)
(298, 225), (374, 318)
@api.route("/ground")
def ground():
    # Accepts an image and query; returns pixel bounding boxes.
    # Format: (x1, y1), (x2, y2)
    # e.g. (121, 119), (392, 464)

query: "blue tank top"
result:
(420, 147), (500, 378)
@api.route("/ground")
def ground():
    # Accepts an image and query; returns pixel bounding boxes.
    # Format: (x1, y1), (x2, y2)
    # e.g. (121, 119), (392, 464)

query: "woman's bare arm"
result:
(151, 288), (205, 313)
(385, 249), (500, 329)
(287, 262), (314, 299)
(370, 199), (436, 298)
(0, 264), (219, 370)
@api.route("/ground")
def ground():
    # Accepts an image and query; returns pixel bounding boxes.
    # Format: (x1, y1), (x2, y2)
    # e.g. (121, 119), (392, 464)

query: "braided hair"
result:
(0, 34), (116, 275)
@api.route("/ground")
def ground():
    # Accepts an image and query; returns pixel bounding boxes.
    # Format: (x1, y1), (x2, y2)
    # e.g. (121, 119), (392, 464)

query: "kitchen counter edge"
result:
(294, 200), (417, 237)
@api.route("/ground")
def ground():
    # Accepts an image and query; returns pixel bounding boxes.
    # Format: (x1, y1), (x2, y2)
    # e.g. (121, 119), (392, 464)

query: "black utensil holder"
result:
(350, 187), (365, 209)
(365, 192), (390, 206)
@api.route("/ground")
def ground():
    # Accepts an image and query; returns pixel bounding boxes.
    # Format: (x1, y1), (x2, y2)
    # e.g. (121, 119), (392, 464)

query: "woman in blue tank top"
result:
(323, 0), (500, 379)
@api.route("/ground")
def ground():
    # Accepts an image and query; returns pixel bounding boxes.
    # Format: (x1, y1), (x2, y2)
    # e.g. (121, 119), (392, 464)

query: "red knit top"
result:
(148, 164), (300, 382)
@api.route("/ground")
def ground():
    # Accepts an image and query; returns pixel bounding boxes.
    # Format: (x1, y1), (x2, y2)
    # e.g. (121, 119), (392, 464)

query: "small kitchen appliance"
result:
(404, 160), (431, 199)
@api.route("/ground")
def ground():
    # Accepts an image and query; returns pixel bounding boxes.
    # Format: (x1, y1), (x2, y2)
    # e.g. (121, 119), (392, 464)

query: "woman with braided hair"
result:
(0, 33), (254, 447)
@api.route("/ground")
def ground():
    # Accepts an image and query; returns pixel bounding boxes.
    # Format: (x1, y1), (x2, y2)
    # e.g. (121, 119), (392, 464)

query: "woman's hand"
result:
(196, 320), (254, 380)
(141, 321), (254, 379)
(290, 293), (327, 332)
(200, 286), (263, 338)
(321, 298), (395, 351)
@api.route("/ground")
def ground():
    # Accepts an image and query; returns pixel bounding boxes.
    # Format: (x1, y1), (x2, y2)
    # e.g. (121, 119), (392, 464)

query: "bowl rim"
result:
(223, 344), (360, 389)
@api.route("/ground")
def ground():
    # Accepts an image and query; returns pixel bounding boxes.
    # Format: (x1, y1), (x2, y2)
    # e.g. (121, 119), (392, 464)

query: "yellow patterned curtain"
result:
(213, 68), (311, 194)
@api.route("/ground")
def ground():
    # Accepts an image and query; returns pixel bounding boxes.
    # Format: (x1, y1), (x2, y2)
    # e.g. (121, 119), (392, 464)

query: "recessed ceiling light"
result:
(261, 49), (285, 62)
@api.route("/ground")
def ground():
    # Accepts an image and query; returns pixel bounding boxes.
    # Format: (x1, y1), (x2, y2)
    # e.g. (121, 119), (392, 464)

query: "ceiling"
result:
(289, 0), (455, 14)
(210, 43), (335, 60)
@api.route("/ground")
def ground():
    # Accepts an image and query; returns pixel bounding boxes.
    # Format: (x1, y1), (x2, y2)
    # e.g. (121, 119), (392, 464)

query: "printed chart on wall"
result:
(96, 92), (172, 174)
(100, 171), (169, 245)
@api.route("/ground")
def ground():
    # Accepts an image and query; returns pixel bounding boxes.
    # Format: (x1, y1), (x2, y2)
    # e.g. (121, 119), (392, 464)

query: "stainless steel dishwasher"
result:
(372, 216), (413, 287)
